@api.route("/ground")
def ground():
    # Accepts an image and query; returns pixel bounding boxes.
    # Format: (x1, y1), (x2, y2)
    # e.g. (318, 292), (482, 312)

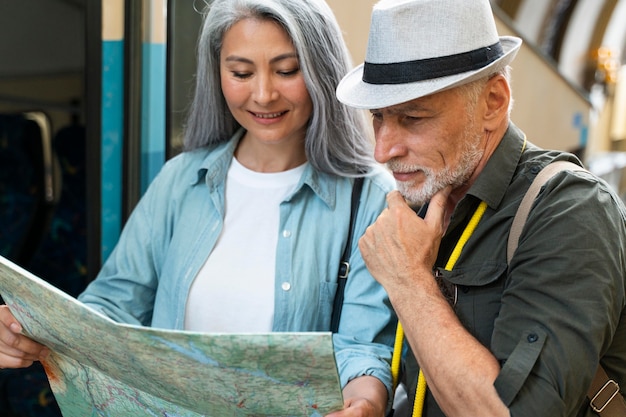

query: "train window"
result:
(167, 0), (203, 158)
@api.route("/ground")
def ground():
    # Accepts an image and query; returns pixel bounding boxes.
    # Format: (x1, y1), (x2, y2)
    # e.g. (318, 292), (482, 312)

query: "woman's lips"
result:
(249, 110), (288, 124)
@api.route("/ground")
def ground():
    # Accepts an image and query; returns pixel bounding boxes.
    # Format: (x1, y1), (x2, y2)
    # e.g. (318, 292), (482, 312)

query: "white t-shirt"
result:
(184, 157), (306, 332)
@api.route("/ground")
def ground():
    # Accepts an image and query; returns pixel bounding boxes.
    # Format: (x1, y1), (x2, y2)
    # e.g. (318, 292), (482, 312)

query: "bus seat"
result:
(27, 122), (88, 297)
(0, 112), (63, 417)
(0, 112), (59, 267)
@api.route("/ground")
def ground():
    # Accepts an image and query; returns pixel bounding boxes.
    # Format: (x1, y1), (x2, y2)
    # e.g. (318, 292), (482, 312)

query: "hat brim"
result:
(337, 36), (522, 109)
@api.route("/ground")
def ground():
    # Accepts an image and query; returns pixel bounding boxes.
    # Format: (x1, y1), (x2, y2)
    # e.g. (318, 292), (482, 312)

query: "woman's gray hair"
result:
(183, 0), (377, 176)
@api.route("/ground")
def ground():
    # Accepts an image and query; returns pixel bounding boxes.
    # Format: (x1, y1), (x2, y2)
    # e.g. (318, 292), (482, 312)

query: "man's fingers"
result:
(386, 187), (451, 229)
(424, 186), (452, 225)
(385, 190), (407, 208)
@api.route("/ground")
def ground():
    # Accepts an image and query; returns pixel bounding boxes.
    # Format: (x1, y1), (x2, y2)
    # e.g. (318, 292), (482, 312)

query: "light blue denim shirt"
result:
(79, 129), (398, 398)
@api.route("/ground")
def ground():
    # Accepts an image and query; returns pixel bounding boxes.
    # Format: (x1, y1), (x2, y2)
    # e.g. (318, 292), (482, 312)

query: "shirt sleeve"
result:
(77, 165), (168, 326)
(332, 173), (398, 410)
(492, 170), (626, 417)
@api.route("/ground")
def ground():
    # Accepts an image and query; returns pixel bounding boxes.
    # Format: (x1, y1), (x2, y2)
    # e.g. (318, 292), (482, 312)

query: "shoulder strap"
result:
(507, 160), (626, 416)
(588, 364), (626, 416)
(330, 177), (364, 333)
(507, 160), (584, 264)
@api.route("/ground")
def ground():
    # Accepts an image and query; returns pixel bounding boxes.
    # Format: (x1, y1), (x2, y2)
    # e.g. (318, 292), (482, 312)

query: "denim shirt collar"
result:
(190, 128), (338, 210)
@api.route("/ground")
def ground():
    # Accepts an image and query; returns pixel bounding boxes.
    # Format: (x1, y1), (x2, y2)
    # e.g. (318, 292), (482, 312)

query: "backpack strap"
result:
(507, 160), (626, 416)
(589, 364), (626, 416)
(507, 160), (584, 264)
(330, 177), (364, 333)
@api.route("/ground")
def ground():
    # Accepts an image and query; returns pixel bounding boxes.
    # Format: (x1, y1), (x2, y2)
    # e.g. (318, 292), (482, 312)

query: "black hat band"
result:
(362, 42), (504, 85)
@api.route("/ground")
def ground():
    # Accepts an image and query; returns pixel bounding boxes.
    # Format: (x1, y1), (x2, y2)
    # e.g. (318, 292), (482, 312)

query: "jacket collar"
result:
(193, 128), (338, 210)
(468, 122), (526, 210)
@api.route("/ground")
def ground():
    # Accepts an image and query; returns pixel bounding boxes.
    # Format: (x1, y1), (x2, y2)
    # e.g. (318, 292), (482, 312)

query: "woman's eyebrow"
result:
(224, 52), (298, 65)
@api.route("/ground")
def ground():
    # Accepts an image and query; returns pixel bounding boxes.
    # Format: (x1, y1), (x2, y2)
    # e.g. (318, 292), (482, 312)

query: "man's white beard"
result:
(388, 128), (484, 208)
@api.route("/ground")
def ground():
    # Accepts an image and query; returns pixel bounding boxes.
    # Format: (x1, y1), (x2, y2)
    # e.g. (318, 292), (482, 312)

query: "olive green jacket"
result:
(403, 123), (626, 417)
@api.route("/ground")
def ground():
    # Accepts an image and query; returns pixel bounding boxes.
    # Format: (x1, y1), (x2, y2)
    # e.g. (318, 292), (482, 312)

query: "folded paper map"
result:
(0, 255), (344, 416)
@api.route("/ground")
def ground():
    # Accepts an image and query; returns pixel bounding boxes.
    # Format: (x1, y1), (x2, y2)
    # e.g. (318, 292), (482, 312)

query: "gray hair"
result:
(457, 66), (514, 116)
(183, 0), (377, 176)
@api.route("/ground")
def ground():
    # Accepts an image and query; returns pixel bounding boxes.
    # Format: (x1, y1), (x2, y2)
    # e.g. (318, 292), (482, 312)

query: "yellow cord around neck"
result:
(390, 200), (488, 417)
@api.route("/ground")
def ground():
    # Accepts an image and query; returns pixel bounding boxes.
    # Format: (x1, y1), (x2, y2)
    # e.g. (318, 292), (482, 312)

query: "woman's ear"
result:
(482, 74), (511, 130)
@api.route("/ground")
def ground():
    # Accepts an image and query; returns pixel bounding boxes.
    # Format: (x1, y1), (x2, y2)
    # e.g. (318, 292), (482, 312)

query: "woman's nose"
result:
(253, 75), (279, 105)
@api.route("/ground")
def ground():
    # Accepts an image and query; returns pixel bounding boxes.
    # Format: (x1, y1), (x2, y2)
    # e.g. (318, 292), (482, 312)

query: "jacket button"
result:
(527, 333), (539, 343)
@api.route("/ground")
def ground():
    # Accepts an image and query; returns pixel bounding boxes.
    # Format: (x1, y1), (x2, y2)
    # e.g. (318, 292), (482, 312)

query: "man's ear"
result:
(482, 74), (511, 130)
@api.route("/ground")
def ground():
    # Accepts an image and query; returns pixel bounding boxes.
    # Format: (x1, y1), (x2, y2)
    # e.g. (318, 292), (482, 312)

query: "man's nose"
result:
(374, 123), (408, 164)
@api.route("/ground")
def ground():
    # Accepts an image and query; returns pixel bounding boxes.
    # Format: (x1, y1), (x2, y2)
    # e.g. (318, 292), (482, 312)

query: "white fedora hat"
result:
(337, 0), (522, 109)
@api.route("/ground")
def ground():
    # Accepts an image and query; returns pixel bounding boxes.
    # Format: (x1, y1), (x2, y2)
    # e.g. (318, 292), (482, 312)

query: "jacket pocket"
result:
(440, 262), (507, 346)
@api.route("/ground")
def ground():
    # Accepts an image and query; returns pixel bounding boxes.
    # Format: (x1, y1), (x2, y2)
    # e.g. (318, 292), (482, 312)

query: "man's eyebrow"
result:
(224, 52), (298, 65)
(370, 103), (423, 115)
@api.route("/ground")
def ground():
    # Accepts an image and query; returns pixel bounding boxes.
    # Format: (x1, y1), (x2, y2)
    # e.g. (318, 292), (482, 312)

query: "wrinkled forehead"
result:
(370, 87), (460, 114)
